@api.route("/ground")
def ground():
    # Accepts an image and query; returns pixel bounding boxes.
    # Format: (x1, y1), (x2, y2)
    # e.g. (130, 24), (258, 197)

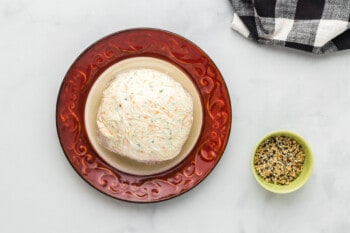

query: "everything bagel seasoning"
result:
(254, 135), (305, 185)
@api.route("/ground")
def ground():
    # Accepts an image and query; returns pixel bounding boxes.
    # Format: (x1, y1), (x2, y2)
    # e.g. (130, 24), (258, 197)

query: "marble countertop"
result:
(1, 0), (349, 232)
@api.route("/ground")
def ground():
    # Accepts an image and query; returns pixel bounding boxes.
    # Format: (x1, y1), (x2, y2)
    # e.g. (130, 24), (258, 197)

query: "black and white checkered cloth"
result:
(229, 0), (350, 54)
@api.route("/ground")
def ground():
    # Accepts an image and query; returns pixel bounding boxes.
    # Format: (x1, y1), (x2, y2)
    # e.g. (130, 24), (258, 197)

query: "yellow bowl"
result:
(251, 130), (314, 194)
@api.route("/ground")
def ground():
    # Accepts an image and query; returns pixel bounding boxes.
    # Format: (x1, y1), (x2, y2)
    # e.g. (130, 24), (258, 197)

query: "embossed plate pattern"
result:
(56, 28), (231, 203)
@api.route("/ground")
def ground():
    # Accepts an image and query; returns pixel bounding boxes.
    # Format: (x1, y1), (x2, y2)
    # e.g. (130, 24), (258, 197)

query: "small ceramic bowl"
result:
(251, 130), (314, 194)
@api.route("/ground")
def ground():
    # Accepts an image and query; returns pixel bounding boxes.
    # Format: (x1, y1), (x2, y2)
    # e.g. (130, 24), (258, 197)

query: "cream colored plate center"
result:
(85, 57), (203, 176)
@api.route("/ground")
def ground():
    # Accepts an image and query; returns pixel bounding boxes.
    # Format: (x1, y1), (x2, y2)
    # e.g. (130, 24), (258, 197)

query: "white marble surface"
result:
(1, 0), (350, 232)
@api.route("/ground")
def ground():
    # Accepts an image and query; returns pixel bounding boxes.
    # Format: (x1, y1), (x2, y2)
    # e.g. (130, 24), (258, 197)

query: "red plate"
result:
(56, 28), (231, 203)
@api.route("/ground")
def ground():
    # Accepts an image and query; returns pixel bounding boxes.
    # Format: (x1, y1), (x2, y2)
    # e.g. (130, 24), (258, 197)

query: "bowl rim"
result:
(251, 130), (314, 194)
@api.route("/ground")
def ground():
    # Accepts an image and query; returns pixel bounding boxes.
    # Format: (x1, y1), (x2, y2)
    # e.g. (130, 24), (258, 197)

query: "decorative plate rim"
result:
(56, 28), (232, 203)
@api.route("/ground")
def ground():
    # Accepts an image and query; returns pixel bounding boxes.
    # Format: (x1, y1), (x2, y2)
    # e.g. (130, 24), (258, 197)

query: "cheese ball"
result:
(96, 69), (193, 164)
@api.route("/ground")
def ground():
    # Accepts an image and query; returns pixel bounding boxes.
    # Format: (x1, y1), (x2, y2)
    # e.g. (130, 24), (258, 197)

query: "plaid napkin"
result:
(229, 0), (350, 54)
